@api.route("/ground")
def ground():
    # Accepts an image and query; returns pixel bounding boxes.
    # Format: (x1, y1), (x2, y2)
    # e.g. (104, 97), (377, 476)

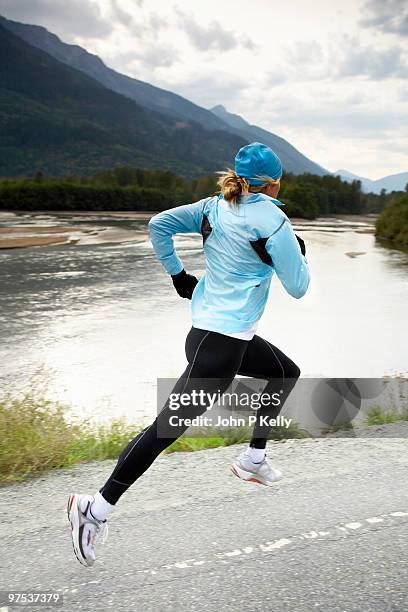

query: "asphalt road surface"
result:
(1, 423), (407, 612)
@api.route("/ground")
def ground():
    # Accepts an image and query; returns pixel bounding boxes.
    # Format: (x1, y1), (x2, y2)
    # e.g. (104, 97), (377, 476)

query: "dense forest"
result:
(375, 191), (408, 247)
(0, 166), (402, 219)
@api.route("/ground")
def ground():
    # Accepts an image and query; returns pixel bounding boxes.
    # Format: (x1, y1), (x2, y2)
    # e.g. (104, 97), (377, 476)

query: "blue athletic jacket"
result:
(148, 193), (310, 335)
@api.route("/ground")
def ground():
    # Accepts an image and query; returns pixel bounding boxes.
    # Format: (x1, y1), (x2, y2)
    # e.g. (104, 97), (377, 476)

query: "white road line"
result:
(63, 507), (408, 592)
(345, 522), (362, 529)
(301, 531), (319, 539)
(260, 538), (292, 551)
(133, 508), (408, 576)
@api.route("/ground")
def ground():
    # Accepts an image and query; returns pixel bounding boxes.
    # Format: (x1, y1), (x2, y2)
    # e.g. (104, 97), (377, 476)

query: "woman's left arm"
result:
(266, 219), (310, 299)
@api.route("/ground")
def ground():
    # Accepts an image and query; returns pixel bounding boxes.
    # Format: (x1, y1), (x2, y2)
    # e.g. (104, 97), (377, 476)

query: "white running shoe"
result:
(230, 452), (282, 486)
(67, 494), (108, 567)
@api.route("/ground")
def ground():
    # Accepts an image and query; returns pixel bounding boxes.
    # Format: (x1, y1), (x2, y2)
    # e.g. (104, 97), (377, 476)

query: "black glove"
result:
(295, 234), (306, 256)
(171, 269), (198, 299)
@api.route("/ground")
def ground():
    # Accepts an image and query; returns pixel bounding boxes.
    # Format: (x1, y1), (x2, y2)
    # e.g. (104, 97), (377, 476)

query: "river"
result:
(0, 211), (407, 424)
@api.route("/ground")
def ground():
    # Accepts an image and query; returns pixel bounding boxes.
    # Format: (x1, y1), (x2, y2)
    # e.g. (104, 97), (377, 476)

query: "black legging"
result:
(100, 327), (300, 504)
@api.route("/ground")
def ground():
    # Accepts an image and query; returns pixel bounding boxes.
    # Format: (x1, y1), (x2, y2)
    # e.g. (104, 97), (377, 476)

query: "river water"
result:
(0, 213), (407, 424)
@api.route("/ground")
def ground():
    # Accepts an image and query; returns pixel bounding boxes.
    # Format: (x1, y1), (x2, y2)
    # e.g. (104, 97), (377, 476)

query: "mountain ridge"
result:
(0, 14), (235, 133)
(0, 14), (329, 177)
(0, 23), (246, 177)
(335, 169), (408, 194)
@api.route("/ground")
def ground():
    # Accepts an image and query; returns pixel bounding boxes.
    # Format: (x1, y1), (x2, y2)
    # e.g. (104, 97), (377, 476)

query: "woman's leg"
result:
(238, 334), (301, 449)
(99, 328), (249, 505)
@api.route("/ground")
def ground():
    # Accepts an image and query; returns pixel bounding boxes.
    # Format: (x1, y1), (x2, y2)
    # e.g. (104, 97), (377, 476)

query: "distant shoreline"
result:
(0, 209), (379, 219)
(0, 211), (378, 250)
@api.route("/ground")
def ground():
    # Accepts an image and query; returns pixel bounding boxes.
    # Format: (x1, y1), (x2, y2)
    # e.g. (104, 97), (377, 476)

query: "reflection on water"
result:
(0, 214), (407, 423)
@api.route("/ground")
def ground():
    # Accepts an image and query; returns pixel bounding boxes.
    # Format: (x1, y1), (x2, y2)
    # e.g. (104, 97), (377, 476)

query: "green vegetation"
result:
(0, 166), (392, 218)
(0, 182), (176, 212)
(0, 168), (192, 212)
(280, 173), (360, 218)
(0, 388), (307, 485)
(0, 392), (142, 484)
(168, 421), (309, 453)
(375, 192), (408, 247)
(326, 422), (355, 433)
(365, 404), (408, 426)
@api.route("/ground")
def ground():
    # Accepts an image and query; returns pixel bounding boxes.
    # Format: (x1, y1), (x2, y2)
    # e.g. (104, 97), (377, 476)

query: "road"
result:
(1, 423), (407, 612)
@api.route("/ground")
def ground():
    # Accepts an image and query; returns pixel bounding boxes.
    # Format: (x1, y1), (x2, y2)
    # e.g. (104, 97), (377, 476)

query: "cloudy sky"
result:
(1, 0), (407, 178)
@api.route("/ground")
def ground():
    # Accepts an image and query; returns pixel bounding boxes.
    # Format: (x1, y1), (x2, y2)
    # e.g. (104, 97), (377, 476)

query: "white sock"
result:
(90, 491), (115, 521)
(245, 446), (266, 464)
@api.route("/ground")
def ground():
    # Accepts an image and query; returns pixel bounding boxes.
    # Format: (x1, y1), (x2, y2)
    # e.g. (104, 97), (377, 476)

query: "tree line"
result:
(375, 191), (408, 247)
(0, 166), (401, 218)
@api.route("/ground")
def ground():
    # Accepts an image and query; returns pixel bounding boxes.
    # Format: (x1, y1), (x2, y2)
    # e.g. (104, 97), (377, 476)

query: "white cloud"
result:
(0, 0), (112, 39)
(155, 70), (250, 109)
(336, 38), (408, 79)
(174, 6), (255, 52)
(110, 0), (135, 27)
(109, 0), (166, 36)
(398, 85), (408, 101)
(278, 36), (408, 82)
(118, 44), (180, 70)
(241, 77), (408, 177)
(360, 0), (408, 36)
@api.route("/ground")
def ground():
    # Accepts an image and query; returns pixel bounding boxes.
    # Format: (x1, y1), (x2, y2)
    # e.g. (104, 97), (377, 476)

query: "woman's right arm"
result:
(148, 199), (208, 276)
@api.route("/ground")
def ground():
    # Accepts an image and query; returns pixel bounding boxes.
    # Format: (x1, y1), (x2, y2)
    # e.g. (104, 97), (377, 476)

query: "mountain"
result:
(0, 15), (329, 177)
(0, 23), (246, 177)
(336, 169), (408, 194)
(211, 105), (328, 176)
(0, 15), (231, 133)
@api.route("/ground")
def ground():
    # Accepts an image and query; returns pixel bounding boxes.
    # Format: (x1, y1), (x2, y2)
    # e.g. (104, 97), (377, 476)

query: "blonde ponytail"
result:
(216, 170), (281, 205)
(216, 169), (249, 204)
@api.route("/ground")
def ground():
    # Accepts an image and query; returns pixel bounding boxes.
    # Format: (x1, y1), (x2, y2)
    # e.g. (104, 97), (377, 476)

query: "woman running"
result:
(68, 141), (310, 567)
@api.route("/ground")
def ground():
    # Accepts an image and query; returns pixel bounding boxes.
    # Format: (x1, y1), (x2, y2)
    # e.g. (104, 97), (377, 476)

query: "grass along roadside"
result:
(0, 393), (140, 484)
(365, 404), (408, 425)
(0, 392), (308, 485)
(3, 390), (406, 486)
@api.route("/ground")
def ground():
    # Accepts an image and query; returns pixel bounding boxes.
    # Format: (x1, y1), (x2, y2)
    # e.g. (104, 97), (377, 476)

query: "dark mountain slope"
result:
(0, 24), (245, 177)
(0, 15), (228, 132)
